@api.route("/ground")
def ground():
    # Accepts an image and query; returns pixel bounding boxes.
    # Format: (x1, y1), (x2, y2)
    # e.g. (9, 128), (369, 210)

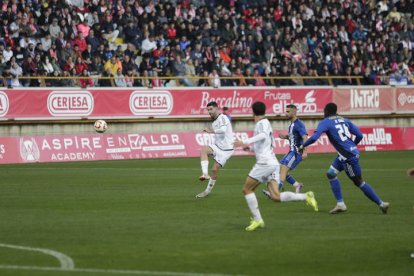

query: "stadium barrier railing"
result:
(0, 75), (382, 88)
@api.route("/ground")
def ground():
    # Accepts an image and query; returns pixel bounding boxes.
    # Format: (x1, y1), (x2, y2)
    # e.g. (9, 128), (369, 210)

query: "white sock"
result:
(280, 191), (306, 202)
(245, 193), (262, 221)
(201, 160), (209, 176)
(206, 179), (216, 192)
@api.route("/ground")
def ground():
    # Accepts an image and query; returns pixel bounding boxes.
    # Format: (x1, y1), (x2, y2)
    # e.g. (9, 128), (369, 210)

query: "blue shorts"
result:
(280, 151), (302, 170)
(331, 156), (362, 178)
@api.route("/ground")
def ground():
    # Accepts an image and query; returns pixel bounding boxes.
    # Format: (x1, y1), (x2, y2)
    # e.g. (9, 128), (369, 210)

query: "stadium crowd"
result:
(0, 0), (413, 88)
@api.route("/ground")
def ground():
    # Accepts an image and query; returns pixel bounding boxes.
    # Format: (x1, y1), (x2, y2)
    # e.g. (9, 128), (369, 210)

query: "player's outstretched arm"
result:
(301, 134), (309, 159)
(302, 134), (318, 148)
(243, 133), (267, 144)
(299, 131), (322, 153)
(278, 133), (288, 139)
(233, 140), (252, 151)
(213, 124), (228, 134)
(348, 120), (363, 145)
(233, 140), (246, 148)
(301, 120), (327, 150)
(202, 126), (214, 133)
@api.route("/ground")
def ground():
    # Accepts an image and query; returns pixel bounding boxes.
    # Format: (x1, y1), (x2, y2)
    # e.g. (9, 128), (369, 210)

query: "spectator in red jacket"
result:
(166, 22), (177, 40)
(74, 32), (87, 52)
(75, 56), (88, 75)
(79, 69), (94, 88)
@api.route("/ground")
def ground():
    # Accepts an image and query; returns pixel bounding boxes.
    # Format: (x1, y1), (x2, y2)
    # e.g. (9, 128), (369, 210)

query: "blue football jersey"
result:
(288, 119), (308, 152)
(304, 115), (363, 160)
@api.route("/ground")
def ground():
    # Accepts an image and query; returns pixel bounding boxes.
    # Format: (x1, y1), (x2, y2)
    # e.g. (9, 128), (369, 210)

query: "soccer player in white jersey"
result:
(234, 102), (318, 231)
(196, 101), (234, 198)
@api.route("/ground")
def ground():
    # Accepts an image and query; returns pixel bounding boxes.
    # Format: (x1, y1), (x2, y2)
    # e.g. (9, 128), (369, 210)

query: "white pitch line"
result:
(0, 243), (74, 269)
(0, 265), (238, 276)
(1, 167), (404, 172)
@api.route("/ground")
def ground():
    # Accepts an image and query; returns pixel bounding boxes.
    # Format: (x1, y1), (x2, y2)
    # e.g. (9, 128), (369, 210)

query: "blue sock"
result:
(329, 177), (344, 202)
(286, 174), (296, 185)
(278, 181), (284, 191)
(359, 182), (382, 205)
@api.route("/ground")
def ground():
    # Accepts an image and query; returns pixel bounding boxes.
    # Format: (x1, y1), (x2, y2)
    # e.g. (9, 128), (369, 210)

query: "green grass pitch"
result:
(0, 150), (413, 276)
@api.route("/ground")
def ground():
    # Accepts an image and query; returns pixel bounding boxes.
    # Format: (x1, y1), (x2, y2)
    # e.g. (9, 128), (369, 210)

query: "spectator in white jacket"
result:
(114, 68), (127, 87)
(141, 34), (157, 55)
(10, 60), (23, 87)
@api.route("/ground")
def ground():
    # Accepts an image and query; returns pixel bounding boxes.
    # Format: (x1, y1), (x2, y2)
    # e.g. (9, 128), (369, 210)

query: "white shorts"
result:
(248, 162), (280, 183)
(209, 144), (234, 167)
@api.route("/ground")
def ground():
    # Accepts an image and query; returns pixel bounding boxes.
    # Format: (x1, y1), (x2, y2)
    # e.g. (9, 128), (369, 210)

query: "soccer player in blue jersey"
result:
(299, 102), (389, 214)
(277, 104), (308, 193)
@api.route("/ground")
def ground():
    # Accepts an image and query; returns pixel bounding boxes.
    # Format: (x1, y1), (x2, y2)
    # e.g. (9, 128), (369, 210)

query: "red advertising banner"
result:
(334, 87), (396, 114)
(0, 127), (412, 164)
(395, 87), (414, 113)
(0, 88), (332, 120)
(0, 87), (412, 120)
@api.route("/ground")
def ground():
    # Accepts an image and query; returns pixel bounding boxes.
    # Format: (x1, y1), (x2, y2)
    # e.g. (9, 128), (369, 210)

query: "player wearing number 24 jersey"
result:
(300, 103), (389, 214)
(307, 111), (361, 160)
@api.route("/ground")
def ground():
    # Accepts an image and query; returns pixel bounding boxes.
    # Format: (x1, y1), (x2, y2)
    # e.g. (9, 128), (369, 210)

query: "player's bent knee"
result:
(351, 176), (363, 187)
(271, 194), (281, 202)
(242, 183), (257, 194)
(279, 166), (288, 181)
(326, 169), (337, 180)
(242, 187), (252, 195)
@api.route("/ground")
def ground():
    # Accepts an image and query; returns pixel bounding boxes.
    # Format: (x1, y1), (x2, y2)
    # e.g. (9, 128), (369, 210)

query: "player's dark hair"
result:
(207, 101), (218, 108)
(286, 104), (297, 109)
(324, 102), (337, 117)
(252, 101), (266, 116)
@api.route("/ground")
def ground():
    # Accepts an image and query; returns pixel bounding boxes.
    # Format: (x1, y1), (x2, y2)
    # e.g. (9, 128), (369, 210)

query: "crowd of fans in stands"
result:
(0, 0), (413, 88)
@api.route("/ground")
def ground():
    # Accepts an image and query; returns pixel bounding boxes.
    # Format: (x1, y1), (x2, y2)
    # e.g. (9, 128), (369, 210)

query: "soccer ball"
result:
(94, 120), (108, 133)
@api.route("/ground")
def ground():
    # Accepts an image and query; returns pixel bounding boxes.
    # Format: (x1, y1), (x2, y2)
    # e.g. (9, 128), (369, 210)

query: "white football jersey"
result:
(252, 118), (277, 164)
(212, 113), (234, 151)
